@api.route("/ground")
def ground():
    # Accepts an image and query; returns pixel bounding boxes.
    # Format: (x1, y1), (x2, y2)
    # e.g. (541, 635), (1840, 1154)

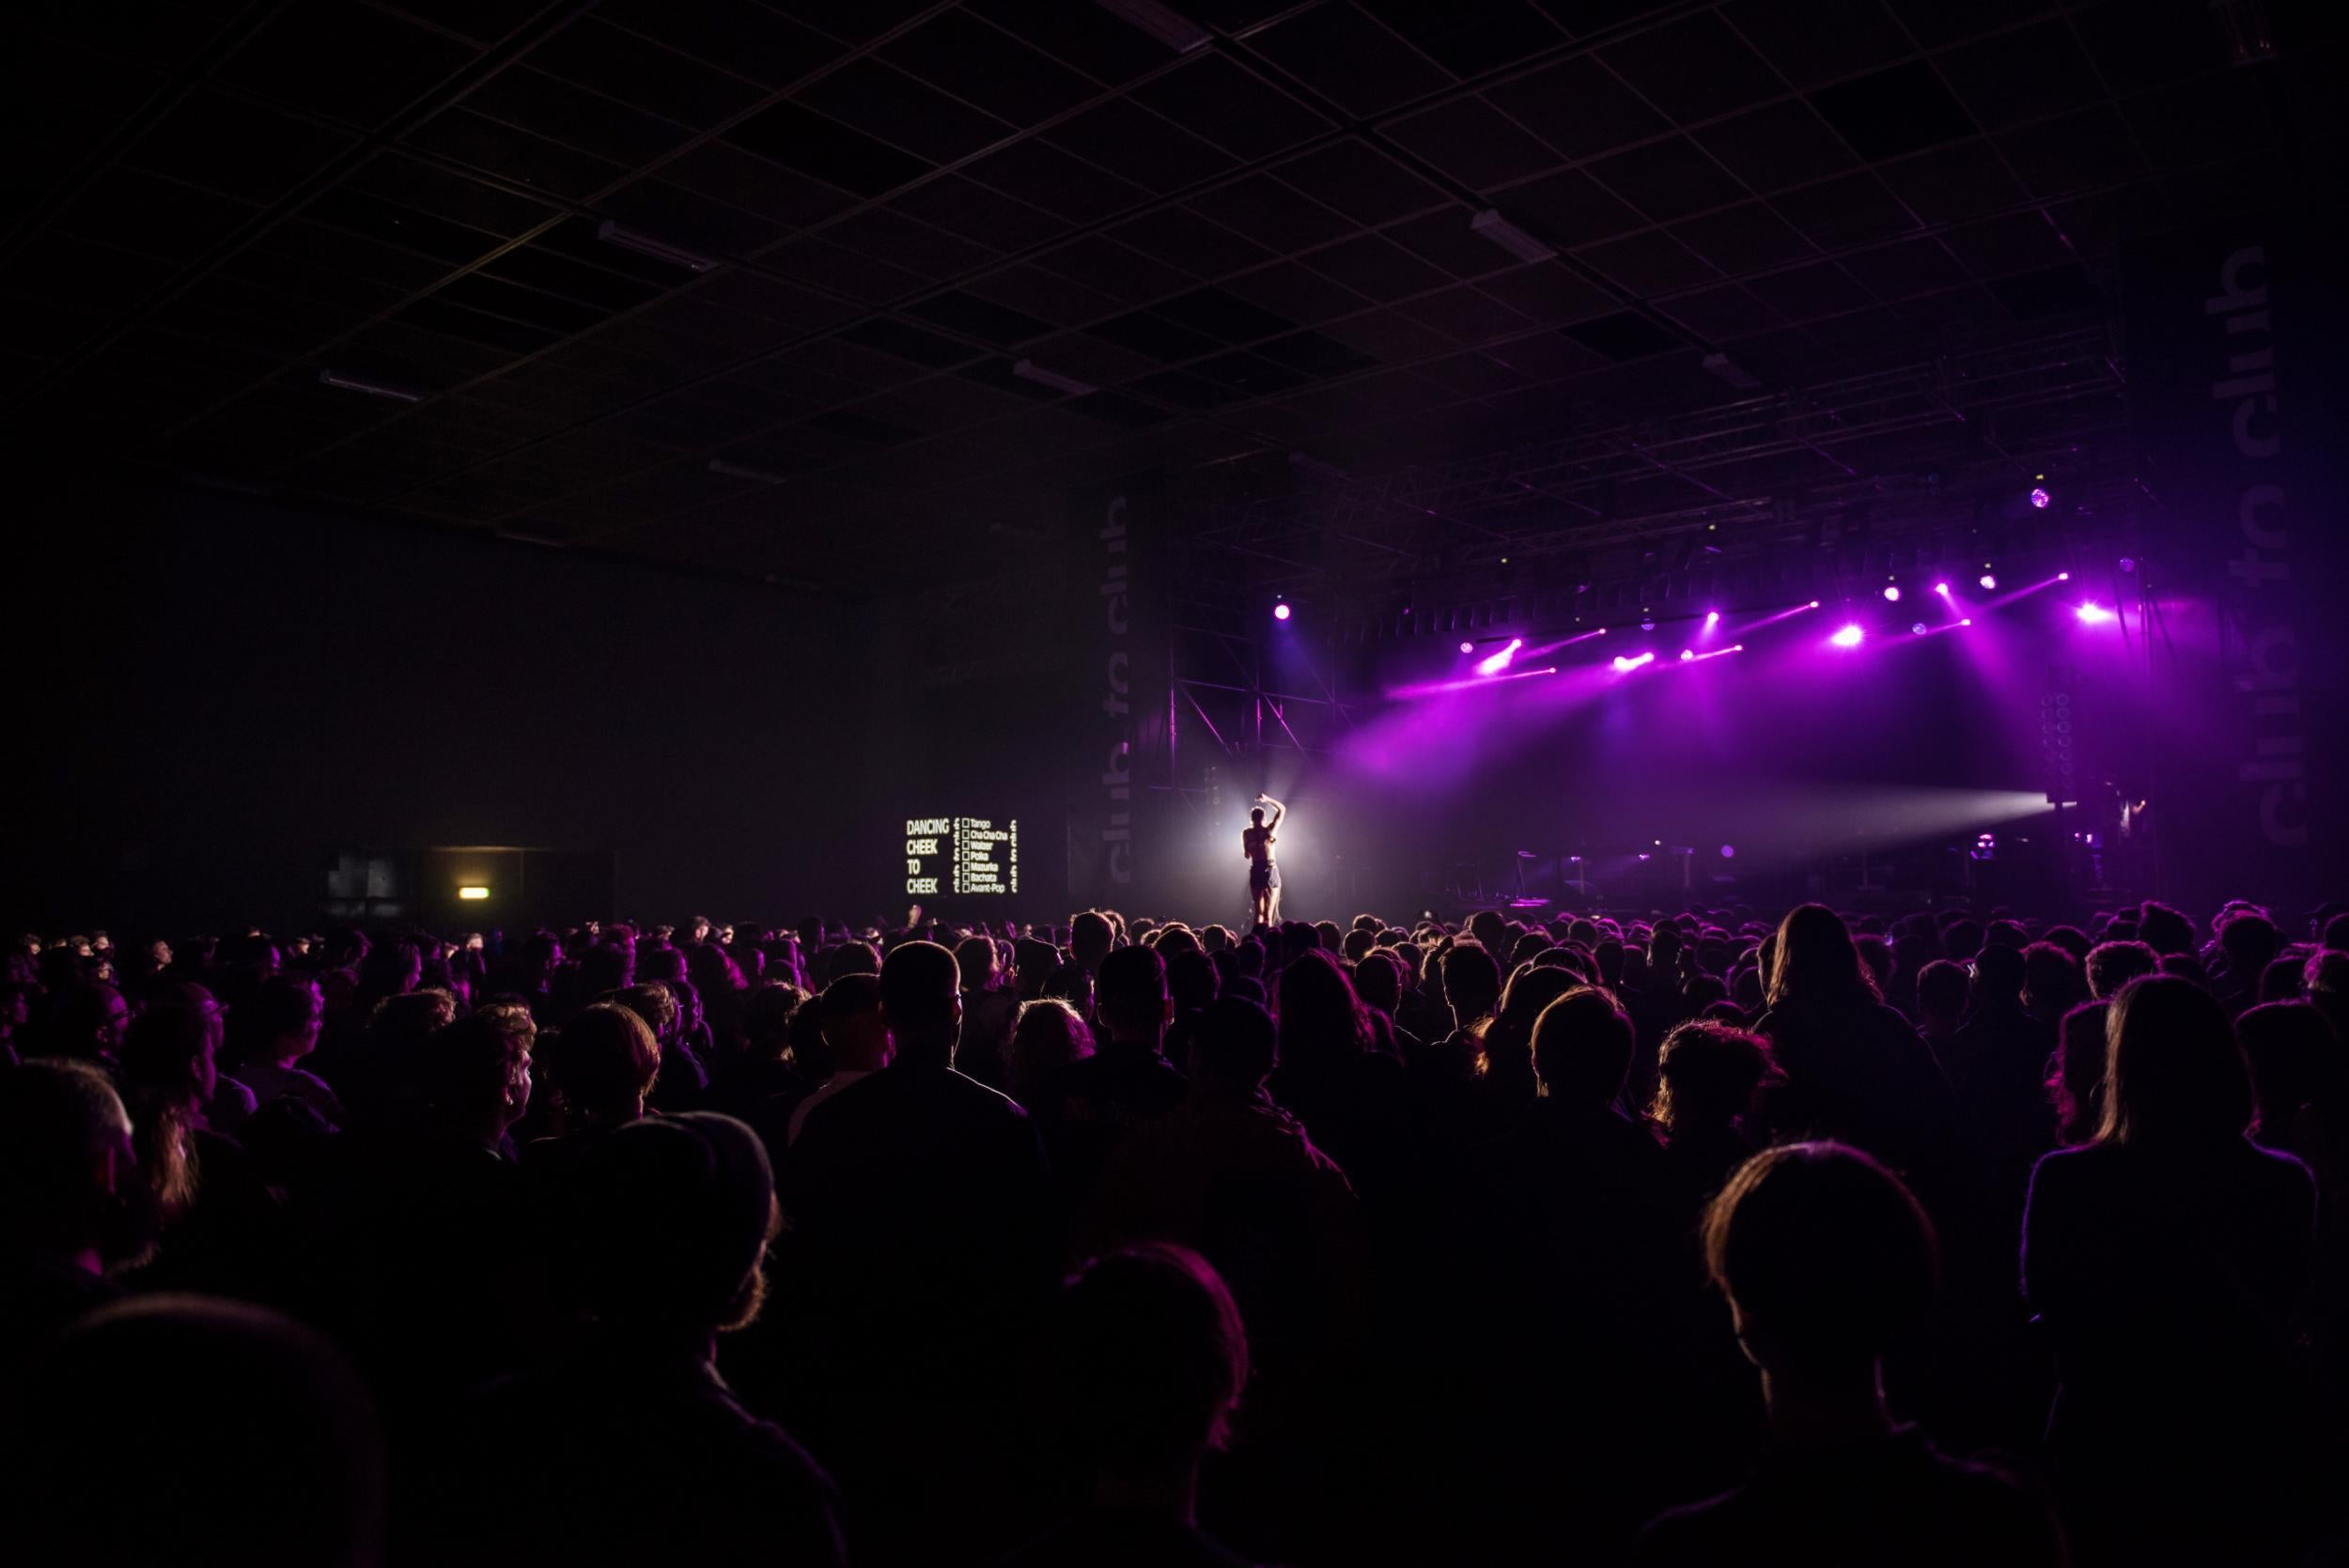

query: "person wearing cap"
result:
(785, 973), (889, 1147)
(422, 1110), (844, 1566)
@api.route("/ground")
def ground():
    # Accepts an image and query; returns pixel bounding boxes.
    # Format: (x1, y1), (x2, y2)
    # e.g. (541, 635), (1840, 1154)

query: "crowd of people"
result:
(3, 894), (2347, 1566)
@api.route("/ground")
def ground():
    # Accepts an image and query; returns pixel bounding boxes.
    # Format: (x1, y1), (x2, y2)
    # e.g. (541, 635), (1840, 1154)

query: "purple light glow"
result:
(1830, 623), (1865, 649)
(1385, 664), (1562, 701)
(2076, 602), (2117, 625)
(2030, 486), (2051, 509)
(2058, 571), (2071, 582)
(1979, 573), (1998, 591)
(1272, 602), (1291, 621)
(1719, 845), (1735, 859)
(1882, 584), (1902, 602)
(1959, 617), (1973, 626)
(1934, 582), (1952, 597)
(1703, 610), (1720, 628)
(1459, 641), (1474, 654)
(1679, 649), (1694, 661)
(1610, 651), (1656, 674)
(1475, 636), (1524, 675)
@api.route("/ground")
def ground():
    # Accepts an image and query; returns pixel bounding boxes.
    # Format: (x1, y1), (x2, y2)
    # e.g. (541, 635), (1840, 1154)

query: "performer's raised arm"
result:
(1258, 793), (1286, 831)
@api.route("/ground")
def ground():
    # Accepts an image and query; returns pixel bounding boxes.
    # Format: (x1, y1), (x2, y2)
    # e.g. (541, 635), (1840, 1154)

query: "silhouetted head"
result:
(1530, 986), (1636, 1111)
(1009, 998), (1092, 1097)
(1249, 808), (1265, 828)
(553, 1111), (776, 1339)
(2097, 974), (2252, 1145)
(879, 940), (962, 1065)
(954, 936), (999, 994)
(1653, 1020), (1774, 1134)
(53, 982), (130, 1064)
(1190, 997), (1276, 1093)
(576, 942), (632, 997)
(1703, 1141), (1937, 1389)
(2084, 939), (2159, 1001)
(1051, 1244), (1249, 1489)
(2218, 909), (2283, 986)
(817, 972), (887, 1072)
(251, 973), (324, 1061)
(2236, 1001), (2339, 1134)
(1351, 949), (1403, 1017)
(424, 1004), (536, 1141)
(1914, 960), (1969, 1029)
(1439, 941), (1501, 1027)
(120, 1003), (217, 1111)
(1097, 945), (1172, 1048)
(1071, 911), (1115, 971)
(0, 1295), (384, 1568)
(740, 982), (805, 1062)
(0, 1059), (141, 1267)
(1275, 949), (1373, 1071)
(548, 1002), (660, 1124)
(1166, 949), (1220, 1015)
(1969, 943), (2027, 1009)
(2021, 941), (2085, 1017)
(1766, 905), (1878, 1011)
(614, 982), (677, 1044)
(2136, 901), (2197, 956)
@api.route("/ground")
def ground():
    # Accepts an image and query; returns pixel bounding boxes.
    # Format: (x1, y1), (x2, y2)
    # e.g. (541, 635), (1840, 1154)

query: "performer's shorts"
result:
(1250, 862), (1281, 893)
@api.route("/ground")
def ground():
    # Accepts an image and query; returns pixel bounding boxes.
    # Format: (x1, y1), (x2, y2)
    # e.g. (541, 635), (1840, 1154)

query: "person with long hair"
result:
(1270, 949), (1405, 1203)
(1752, 905), (1950, 1174)
(2022, 975), (2318, 1565)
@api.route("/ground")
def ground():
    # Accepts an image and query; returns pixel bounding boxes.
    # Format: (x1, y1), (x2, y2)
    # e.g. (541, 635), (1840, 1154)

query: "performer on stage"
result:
(1244, 793), (1285, 927)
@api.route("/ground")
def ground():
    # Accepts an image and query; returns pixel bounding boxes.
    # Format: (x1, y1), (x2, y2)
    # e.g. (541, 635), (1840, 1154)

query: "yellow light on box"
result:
(458, 885), (490, 901)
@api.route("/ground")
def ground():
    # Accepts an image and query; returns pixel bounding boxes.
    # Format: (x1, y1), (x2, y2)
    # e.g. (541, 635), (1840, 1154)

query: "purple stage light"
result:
(2076, 602), (2117, 625)
(1883, 583), (1902, 602)
(1979, 573), (1998, 590)
(1679, 649), (1694, 660)
(1830, 623), (1865, 649)
(1808, 600), (1821, 610)
(1610, 651), (1656, 674)
(2030, 486), (2051, 509)
(1719, 845), (1735, 859)
(1272, 601), (1291, 621)
(1959, 617), (1973, 627)
(1475, 636), (1524, 675)
(1934, 582), (1951, 597)
(1912, 622), (1928, 635)
(1703, 610), (1720, 628)
(1459, 641), (1473, 654)
(2057, 571), (2071, 582)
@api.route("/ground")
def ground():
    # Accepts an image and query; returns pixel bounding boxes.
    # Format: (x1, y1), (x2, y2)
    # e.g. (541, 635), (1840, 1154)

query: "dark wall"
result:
(8, 487), (879, 937)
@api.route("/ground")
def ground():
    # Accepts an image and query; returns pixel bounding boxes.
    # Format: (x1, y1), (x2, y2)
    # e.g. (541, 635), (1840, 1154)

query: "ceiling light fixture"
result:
(1470, 209), (1556, 263)
(318, 368), (423, 402)
(1011, 359), (1098, 396)
(1095, 0), (1212, 52)
(595, 220), (717, 272)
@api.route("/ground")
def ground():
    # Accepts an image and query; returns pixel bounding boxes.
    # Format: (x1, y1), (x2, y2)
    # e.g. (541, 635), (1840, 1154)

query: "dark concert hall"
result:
(4, 1), (2347, 1563)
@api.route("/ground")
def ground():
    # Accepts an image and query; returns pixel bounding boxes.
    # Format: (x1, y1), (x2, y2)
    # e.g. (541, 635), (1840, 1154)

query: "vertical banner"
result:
(1066, 474), (1167, 913)
(2121, 216), (2349, 921)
